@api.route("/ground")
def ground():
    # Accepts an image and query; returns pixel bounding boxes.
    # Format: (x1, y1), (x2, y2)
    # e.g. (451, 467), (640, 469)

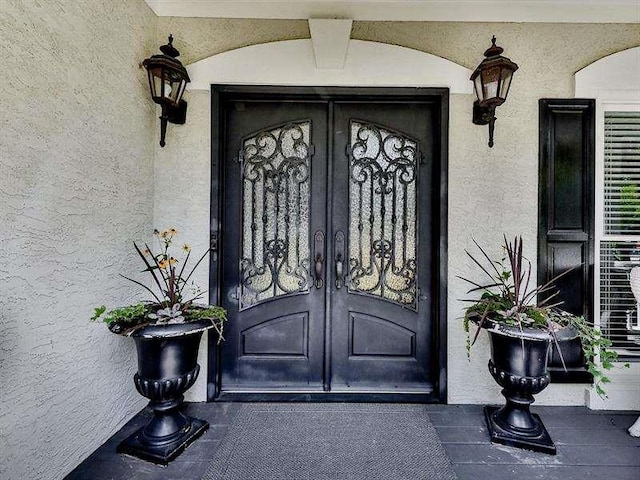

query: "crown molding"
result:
(144, 1), (640, 23)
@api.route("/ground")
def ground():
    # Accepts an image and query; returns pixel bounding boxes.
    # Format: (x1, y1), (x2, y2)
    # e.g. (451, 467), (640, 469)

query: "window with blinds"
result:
(604, 112), (640, 234)
(600, 111), (640, 357)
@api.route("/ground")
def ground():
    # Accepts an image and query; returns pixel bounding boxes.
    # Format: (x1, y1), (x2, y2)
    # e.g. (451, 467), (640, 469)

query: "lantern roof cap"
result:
(470, 36), (518, 81)
(142, 35), (190, 83)
(160, 34), (180, 58)
(484, 36), (504, 57)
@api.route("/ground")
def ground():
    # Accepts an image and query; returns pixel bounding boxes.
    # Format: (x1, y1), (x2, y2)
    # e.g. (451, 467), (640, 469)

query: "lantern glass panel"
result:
(149, 71), (184, 105)
(481, 65), (501, 103)
(175, 80), (187, 104)
(148, 68), (171, 103)
(473, 75), (484, 102)
(165, 79), (179, 104)
(146, 68), (160, 99)
(154, 74), (165, 101)
(498, 69), (513, 101)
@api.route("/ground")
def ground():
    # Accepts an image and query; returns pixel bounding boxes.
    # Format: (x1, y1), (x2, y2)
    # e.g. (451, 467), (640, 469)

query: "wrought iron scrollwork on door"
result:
(239, 121), (312, 310)
(347, 120), (419, 310)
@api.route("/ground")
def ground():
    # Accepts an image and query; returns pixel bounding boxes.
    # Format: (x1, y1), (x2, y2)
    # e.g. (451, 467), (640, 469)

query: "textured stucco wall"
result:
(153, 91), (213, 402)
(0, 1), (157, 478)
(157, 17), (310, 65)
(154, 20), (639, 407)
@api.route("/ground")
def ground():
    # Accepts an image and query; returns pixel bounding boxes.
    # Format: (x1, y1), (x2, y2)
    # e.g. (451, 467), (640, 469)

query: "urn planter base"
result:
(484, 406), (556, 455)
(116, 320), (217, 465)
(117, 416), (209, 465)
(481, 321), (562, 456)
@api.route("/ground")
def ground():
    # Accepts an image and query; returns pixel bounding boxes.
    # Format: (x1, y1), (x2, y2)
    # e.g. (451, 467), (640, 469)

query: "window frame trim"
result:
(594, 94), (640, 349)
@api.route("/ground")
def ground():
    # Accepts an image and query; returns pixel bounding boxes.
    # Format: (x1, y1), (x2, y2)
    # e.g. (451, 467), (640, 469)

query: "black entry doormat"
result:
(201, 403), (457, 480)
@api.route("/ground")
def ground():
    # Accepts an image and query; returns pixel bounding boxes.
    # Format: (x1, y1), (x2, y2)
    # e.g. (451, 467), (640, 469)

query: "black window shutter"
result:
(538, 99), (595, 383)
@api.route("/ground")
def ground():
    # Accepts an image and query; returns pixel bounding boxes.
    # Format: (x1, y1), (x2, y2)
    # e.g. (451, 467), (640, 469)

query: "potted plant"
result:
(460, 235), (621, 454)
(92, 228), (226, 465)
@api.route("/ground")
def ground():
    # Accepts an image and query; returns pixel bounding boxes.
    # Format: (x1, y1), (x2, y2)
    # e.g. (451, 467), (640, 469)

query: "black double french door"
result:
(210, 87), (447, 402)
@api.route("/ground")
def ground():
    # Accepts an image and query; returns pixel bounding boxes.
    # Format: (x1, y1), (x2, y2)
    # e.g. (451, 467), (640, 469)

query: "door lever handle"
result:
(335, 254), (345, 289)
(334, 230), (346, 289)
(313, 231), (325, 289)
(314, 253), (324, 288)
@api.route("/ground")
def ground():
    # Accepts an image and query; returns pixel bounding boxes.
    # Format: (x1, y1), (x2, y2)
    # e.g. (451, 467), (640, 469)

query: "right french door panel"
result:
(329, 101), (436, 393)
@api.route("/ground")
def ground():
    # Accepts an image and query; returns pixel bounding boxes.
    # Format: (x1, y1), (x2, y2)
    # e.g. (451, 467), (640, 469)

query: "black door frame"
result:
(208, 85), (449, 403)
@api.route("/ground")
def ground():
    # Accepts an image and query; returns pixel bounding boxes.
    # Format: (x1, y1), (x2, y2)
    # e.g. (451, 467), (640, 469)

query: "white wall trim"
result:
(145, 0), (640, 23)
(575, 46), (640, 411)
(186, 39), (473, 93)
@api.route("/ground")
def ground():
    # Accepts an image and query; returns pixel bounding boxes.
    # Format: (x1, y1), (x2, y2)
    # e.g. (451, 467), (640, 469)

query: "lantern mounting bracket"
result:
(473, 101), (496, 148)
(159, 100), (188, 148)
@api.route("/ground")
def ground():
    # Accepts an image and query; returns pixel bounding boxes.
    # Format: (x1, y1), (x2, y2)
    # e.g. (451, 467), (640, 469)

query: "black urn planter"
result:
(117, 319), (214, 465)
(482, 319), (561, 455)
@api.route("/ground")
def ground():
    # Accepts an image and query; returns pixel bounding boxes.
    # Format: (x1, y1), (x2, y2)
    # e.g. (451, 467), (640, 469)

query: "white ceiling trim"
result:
(144, 1), (640, 23)
(185, 39), (473, 93)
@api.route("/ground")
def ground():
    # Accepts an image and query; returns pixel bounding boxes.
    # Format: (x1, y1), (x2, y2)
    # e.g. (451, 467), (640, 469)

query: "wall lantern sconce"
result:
(470, 36), (519, 148)
(143, 35), (190, 147)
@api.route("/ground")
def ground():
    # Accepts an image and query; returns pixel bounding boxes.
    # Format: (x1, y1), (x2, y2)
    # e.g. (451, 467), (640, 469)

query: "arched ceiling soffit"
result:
(186, 38), (473, 94)
(575, 46), (640, 97)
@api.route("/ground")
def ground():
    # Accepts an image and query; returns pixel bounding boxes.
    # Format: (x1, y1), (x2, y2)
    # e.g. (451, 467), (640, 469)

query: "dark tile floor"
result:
(66, 403), (640, 480)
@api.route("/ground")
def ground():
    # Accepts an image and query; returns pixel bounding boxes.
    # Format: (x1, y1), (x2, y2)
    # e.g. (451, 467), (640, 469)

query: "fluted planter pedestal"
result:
(480, 318), (566, 455)
(116, 319), (215, 465)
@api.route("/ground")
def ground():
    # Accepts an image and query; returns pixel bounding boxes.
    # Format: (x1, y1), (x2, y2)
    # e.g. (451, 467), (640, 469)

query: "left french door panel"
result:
(219, 100), (328, 391)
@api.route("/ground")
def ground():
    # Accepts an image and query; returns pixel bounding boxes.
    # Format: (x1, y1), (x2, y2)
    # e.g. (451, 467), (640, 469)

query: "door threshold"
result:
(215, 391), (441, 403)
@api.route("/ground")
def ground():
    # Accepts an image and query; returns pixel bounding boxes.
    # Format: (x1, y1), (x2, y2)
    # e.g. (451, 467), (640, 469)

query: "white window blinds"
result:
(604, 111), (640, 235)
(600, 111), (640, 357)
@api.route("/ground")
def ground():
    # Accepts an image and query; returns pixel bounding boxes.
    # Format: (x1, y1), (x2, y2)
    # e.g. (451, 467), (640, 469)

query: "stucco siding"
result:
(0, 1), (157, 478)
(157, 17), (310, 65)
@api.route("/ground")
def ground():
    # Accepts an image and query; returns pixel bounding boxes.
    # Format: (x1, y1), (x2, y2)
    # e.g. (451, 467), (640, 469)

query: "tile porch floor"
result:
(66, 403), (640, 480)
